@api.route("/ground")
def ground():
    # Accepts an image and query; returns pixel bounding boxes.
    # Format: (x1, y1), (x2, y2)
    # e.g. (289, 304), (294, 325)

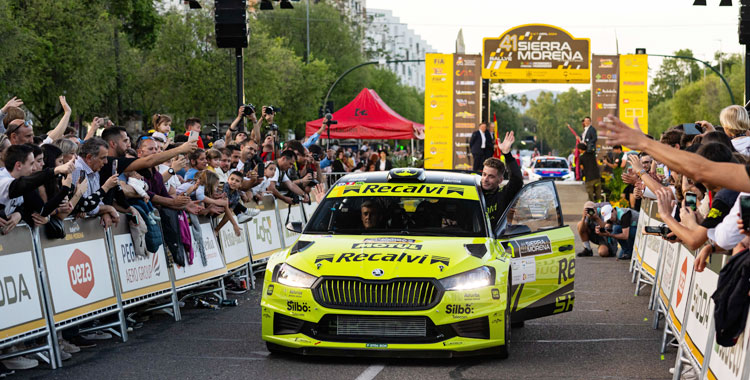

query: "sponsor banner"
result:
(0, 251), (44, 337)
(173, 223), (227, 283)
(218, 222), (250, 270)
(43, 239), (116, 315)
(501, 236), (553, 257)
(618, 54), (648, 134)
(327, 183), (479, 200)
(667, 246), (695, 334)
(591, 55), (619, 126)
(248, 209), (283, 262)
(707, 312), (750, 380)
(425, 53), (454, 169)
(112, 234), (170, 297)
(453, 54), (482, 170)
(482, 24), (590, 83)
(642, 217), (662, 277)
(658, 240), (680, 307)
(683, 259), (719, 369)
(633, 202), (649, 262)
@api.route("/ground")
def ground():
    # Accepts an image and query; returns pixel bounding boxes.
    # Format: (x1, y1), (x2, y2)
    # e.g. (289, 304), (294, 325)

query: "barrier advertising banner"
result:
(618, 54), (649, 134)
(424, 53), (454, 169)
(111, 233), (171, 300)
(218, 222), (251, 270)
(591, 55), (619, 125)
(668, 247), (695, 334)
(0, 226), (45, 340)
(658, 240), (680, 308)
(453, 54), (482, 170)
(173, 222), (227, 287)
(249, 208), (283, 263)
(41, 219), (116, 323)
(482, 24), (590, 83)
(683, 257), (719, 369)
(707, 312), (750, 380)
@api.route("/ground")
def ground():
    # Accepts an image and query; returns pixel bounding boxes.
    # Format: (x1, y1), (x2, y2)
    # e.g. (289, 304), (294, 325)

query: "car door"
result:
(493, 179), (576, 322)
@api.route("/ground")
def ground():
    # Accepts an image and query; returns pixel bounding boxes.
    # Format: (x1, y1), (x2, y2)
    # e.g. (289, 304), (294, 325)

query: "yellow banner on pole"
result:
(424, 53), (454, 169)
(618, 54), (648, 135)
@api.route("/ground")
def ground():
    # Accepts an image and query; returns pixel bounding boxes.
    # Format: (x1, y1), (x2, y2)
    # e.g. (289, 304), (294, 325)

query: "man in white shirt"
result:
(267, 150), (309, 205)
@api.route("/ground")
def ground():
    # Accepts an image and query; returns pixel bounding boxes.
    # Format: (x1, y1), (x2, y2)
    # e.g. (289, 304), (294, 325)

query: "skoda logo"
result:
(372, 268), (384, 277)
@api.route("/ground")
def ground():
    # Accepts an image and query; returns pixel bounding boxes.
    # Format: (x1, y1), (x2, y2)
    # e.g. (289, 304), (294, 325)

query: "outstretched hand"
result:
(498, 131), (515, 154)
(599, 116), (649, 151)
(60, 95), (71, 114)
(2, 97), (22, 113)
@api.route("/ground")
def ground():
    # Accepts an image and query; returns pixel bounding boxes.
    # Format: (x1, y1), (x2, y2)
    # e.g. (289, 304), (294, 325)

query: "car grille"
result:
(312, 278), (442, 311)
(336, 315), (426, 337)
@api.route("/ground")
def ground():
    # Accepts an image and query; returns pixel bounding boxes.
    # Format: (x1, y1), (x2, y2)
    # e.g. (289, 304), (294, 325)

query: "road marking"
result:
(355, 364), (385, 380)
(519, 338), (656, 343)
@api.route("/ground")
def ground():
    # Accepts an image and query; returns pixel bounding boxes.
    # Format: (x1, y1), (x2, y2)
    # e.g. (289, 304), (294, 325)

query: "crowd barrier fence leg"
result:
(31, 227), (63, 369)
(102, 227), (128, 343)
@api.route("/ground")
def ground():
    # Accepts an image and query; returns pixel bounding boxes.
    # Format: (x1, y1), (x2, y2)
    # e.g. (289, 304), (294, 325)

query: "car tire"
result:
(266, 341), (283, 355)
(497, 276), (511, 359)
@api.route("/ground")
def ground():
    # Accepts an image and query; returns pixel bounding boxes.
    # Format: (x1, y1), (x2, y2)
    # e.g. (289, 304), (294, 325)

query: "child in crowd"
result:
(206, 148), (227, 183)
(251, 161), (277, 202)
(225, 171), (259, 223)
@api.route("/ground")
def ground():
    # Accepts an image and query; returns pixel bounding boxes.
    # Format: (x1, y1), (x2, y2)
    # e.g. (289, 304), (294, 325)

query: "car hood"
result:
(281, 235), (492, 280)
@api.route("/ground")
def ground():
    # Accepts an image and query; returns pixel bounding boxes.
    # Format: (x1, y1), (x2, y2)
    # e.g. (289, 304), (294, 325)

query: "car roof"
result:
(335, 169), (479, 187)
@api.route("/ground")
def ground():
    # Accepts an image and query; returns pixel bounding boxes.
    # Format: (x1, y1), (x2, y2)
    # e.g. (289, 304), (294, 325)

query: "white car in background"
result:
(525, 156), (575, 182)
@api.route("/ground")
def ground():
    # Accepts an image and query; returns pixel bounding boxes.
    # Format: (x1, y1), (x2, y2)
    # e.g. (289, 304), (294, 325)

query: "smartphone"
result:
(112, 159), (118, 175)
(682, 123), (702, 136)
(740, 195), (750, 231)
(189, 131), (198, 142)
(168, 130), (175, 140)
(685, 192), (697, 211)
(78, 170), (86, 184)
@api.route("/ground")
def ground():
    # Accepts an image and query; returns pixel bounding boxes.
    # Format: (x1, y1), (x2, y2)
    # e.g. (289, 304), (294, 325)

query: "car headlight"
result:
(273, 264), (318, 288)
(440, 266), (495, 291)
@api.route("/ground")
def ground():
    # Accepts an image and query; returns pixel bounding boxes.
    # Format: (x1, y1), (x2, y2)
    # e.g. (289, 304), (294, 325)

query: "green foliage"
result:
(524, 88), (590, 154)
(603, 168), (627, 203)
(648, 52), (744, 139)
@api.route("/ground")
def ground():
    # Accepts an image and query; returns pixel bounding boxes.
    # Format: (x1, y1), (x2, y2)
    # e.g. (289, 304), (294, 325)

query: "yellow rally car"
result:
(261, 168), (575, 358)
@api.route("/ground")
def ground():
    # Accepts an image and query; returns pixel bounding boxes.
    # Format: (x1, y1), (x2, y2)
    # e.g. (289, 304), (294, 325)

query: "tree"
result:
(649, 49), (701, 106)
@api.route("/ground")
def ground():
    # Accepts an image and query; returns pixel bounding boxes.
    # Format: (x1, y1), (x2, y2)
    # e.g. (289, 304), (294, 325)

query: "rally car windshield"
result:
(534, 159), (568, 169)
(305, 196), (487, 237)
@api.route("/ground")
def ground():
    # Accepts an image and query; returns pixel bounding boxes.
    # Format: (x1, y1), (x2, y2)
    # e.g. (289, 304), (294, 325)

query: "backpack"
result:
(712, 248), (750, 347)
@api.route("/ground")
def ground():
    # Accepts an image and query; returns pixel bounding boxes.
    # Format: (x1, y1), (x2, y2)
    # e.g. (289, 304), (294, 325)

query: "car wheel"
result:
(498, 276), (511, 359)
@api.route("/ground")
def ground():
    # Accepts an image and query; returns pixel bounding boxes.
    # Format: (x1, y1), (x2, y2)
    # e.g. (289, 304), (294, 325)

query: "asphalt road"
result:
(23, 214), (676, 380)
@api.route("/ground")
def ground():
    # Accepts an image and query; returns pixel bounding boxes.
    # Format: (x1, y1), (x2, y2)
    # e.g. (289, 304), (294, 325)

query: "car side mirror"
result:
(499, 224), (531, 238)
(286, 222), (303, 233)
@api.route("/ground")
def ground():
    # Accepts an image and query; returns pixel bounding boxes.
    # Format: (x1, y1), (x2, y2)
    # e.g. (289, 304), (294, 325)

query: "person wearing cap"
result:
(591, 204), (639, 259)
(577, 201), (618, 257)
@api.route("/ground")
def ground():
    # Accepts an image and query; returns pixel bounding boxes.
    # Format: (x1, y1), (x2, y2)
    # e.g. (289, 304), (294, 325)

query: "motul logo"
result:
(676, 258), (687, 307)
(67, 249), (94, 298)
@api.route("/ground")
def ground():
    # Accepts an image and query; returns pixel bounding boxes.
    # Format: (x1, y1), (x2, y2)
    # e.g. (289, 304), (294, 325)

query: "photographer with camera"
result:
(282, 141), (324, 195)
(577, 202), (619, 258)
(226, 105), (256, 143)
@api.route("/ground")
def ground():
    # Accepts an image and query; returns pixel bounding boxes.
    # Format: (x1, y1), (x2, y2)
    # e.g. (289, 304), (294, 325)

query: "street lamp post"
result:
(648, 53), (735, 105)
(321, 59), (425, 149)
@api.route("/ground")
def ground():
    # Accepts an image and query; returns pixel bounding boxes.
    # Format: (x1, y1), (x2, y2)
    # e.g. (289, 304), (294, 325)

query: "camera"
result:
(586, 208), (595, 216)
(242, 104), (256, 116)
(265, 106), (280, 115)
(324, 113), (338, 125)
(309, 179), (320, 186)
(644, 224), (677, 240)
(267, 123), (279, 131)
(311, 152), (321, 161)
(605, 225), (613, 233)
(290, 193), (301, 205)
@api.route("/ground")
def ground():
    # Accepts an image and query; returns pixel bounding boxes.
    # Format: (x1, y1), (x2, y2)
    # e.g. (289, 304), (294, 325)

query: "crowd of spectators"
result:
(0, 98), (362, 374)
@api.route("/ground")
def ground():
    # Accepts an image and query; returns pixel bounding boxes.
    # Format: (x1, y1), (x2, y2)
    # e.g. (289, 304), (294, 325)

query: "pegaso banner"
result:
(482, 24), (590, 83)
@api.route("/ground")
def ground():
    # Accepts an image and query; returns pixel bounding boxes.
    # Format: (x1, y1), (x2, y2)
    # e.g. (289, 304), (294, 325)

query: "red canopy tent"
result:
(306, 88), (424, 140)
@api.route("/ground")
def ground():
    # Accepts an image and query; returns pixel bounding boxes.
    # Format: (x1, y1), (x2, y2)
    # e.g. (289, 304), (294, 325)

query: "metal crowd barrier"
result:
(0, 194), (318, 370)
(632, 198), (750, 380)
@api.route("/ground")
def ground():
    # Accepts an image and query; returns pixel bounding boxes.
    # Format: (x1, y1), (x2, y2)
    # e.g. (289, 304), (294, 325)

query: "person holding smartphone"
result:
(184, 117), (205, 149)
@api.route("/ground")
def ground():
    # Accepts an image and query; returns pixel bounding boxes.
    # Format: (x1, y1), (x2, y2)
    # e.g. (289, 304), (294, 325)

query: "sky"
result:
(366, 0), (745, 95)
